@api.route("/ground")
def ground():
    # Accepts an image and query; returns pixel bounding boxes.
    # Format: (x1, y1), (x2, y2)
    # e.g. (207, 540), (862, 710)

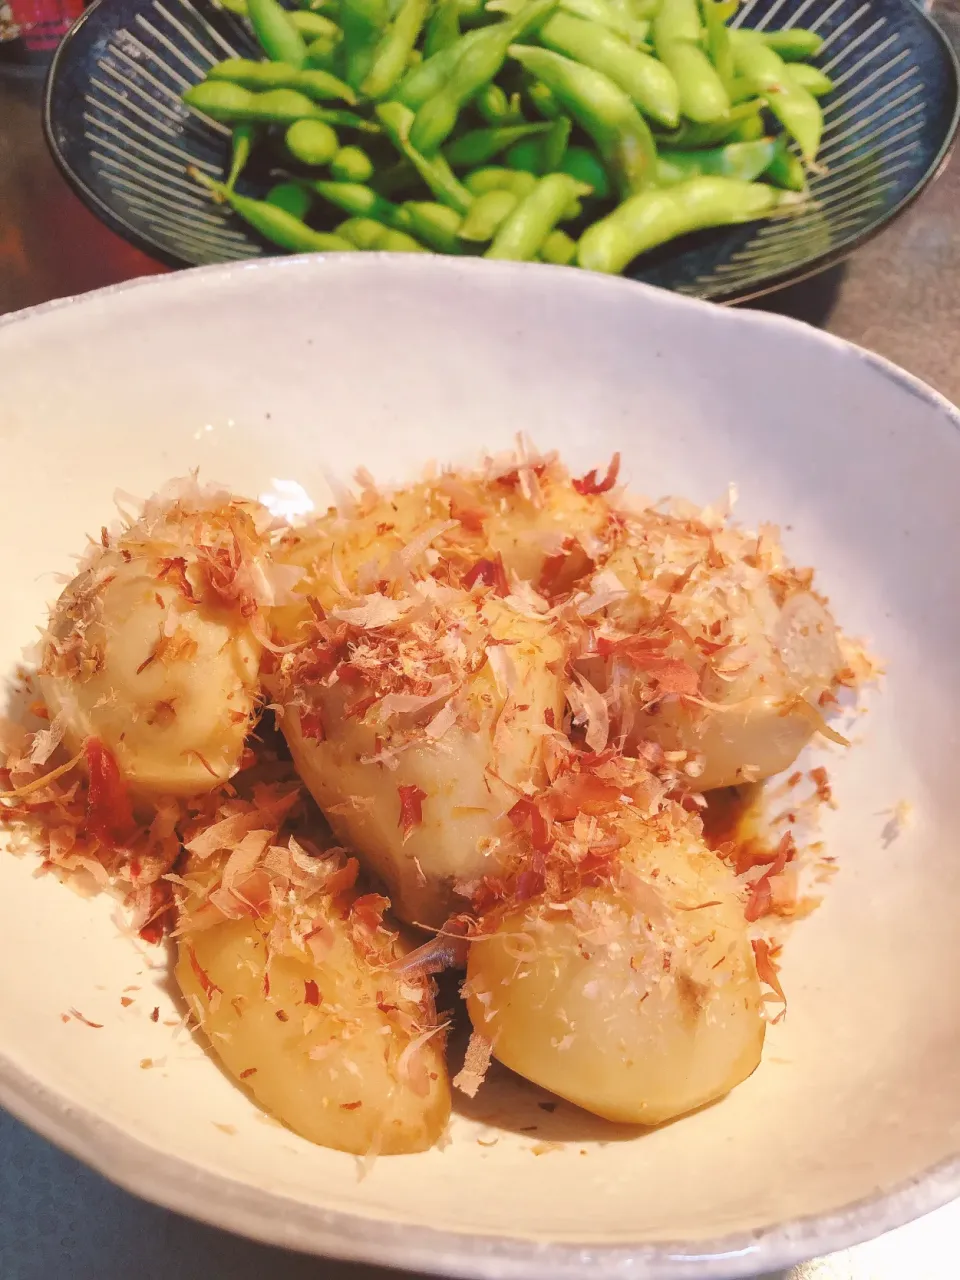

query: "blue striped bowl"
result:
(44, 0), (960, 301)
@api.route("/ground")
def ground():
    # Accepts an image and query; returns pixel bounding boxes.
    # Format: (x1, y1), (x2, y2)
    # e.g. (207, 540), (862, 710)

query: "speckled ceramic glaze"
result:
(1, 257), (960, 1279)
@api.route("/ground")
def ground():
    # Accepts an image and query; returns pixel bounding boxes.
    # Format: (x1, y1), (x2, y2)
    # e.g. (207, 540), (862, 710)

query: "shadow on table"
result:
(735, 263), (848, 330)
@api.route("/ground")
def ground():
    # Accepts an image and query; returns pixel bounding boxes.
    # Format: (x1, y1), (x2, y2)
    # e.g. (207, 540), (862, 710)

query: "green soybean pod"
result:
(486, 172), (587, 260)
(265, 180), (313, 217)
(445, 123), (550, 168)
(424, 0), (460, 57)
(702, 0), (735, 94)
(538, 12), (680, 128)
(731, 32), (822, 159)
(463, 166), (539, 197)
(459, 189), (519, 240)
(289, 11), (341, 39)
(310, 178), (412, 227)
(764, 143), (807, 192)
(578, 175), (788, 274)
(409, 0), (557, 154)
(392, 27), (486, 109)
(786, 63), (834, 98)
(377, 227), (429, 250)
(375, 100), (475, 213)
(336, 215), (387, 246)
(192, 171), (355, 252)
(475, 83), (516, 125)
(653, 97), (763, 147)
(248, 0), (308, 67)
(542, 113), (571, 171)
(304, 35), (339, 69)
(540, 227), (577, 265)
(493, 0), (647, 46)
(508, 44), (657, 196)
(362, 0), (430, 98)
(504, 137), (544, 174)
(526, 78), (562, 119)
(403, 200), (465, 250)
(759, 28), (824, 61)
(340, 0), (389, 90)
(286, 117), (340, 163)
(226, 124), (255, 190)
(652, 0), (729, 124)
(560, 145), (611, 198)
(331, 145), (375, 180)
(182, 80), (255, 122)
(208, 58), (356, 103)
(656, 137), (777, 184)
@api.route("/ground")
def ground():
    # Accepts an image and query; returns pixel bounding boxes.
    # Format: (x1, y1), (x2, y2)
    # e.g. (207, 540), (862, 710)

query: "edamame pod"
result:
(539, 12), (680, 128)
(656, 137), (777, 184)
(463, 166), (539, 198)
(445, 122), (550, 168)
(304, 35), (339, 69)
(361, 0), (430, 98)
(459, 189), (519, 240)
(509, 44), (657, 196)
(378, 227), (429, 250)
(289, 11), (341, 40)
(732, 32), (822, 159)
(266, 180), (313, 217)
(376, 100), (475, 212)
(192, 171), (355, 252)
(424, 0), (460, 57)
(764, 143), (807, 192)
(336, 215), (387, 246)
(209, 58), (356, 103)
(654, 97), (762, 147)
(526, 78), (563, 119)
(542, 113), (571, 170)
(486, 172), (589, 260)
(410, 0), (557, 154)
(331, 144), (375, 181)
(226, 124), (255, 190)
(340, 0), (389, 91)
(759, 28), (824, 61)
(578, 175), (792, 273)
(652, 0), (729, 124)
(286, 118), (340, 163)
(185, 82), (377, 129)
(392, 26), (486, 108)
(402, 200), (464, 250)
(309, 178), (413, 228)
(540, 227), (577, 264)
(560, 145), (611, 198)
(248, 0), (308, 68)
(475, 83), (524, 124)
(786, 63), (834, 98)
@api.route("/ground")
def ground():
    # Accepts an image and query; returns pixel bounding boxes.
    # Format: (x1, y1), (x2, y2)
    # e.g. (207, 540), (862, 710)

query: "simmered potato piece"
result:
(38, 485), (271, 797)
(271, 450), (615, 642)
(465, 806), (764, 1125)
(176, 847), (451, 1155)
(579, 507), (843, 789)
(281, 595), (567, 928)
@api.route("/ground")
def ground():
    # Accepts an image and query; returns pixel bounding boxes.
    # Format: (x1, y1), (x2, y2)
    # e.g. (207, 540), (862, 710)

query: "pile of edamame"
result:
(183, 0), (831, 272)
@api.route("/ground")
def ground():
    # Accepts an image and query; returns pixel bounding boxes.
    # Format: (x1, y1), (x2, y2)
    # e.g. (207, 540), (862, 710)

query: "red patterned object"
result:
(1, 0), (82, 63)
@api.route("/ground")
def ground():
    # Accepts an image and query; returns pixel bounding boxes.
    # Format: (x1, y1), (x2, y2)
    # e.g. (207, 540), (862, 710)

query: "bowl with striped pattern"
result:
(44, 0), (960, 301)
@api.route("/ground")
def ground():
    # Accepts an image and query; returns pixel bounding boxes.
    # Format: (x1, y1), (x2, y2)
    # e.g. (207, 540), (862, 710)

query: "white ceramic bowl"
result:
(2, 257), (960, 1280)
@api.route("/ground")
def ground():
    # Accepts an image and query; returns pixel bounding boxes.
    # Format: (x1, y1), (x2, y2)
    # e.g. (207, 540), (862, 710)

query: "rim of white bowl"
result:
(2, 255), (960, 1280)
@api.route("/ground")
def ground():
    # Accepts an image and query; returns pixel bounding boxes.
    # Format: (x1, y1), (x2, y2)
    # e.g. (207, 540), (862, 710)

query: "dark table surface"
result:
(3, 20), (960, 1277)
